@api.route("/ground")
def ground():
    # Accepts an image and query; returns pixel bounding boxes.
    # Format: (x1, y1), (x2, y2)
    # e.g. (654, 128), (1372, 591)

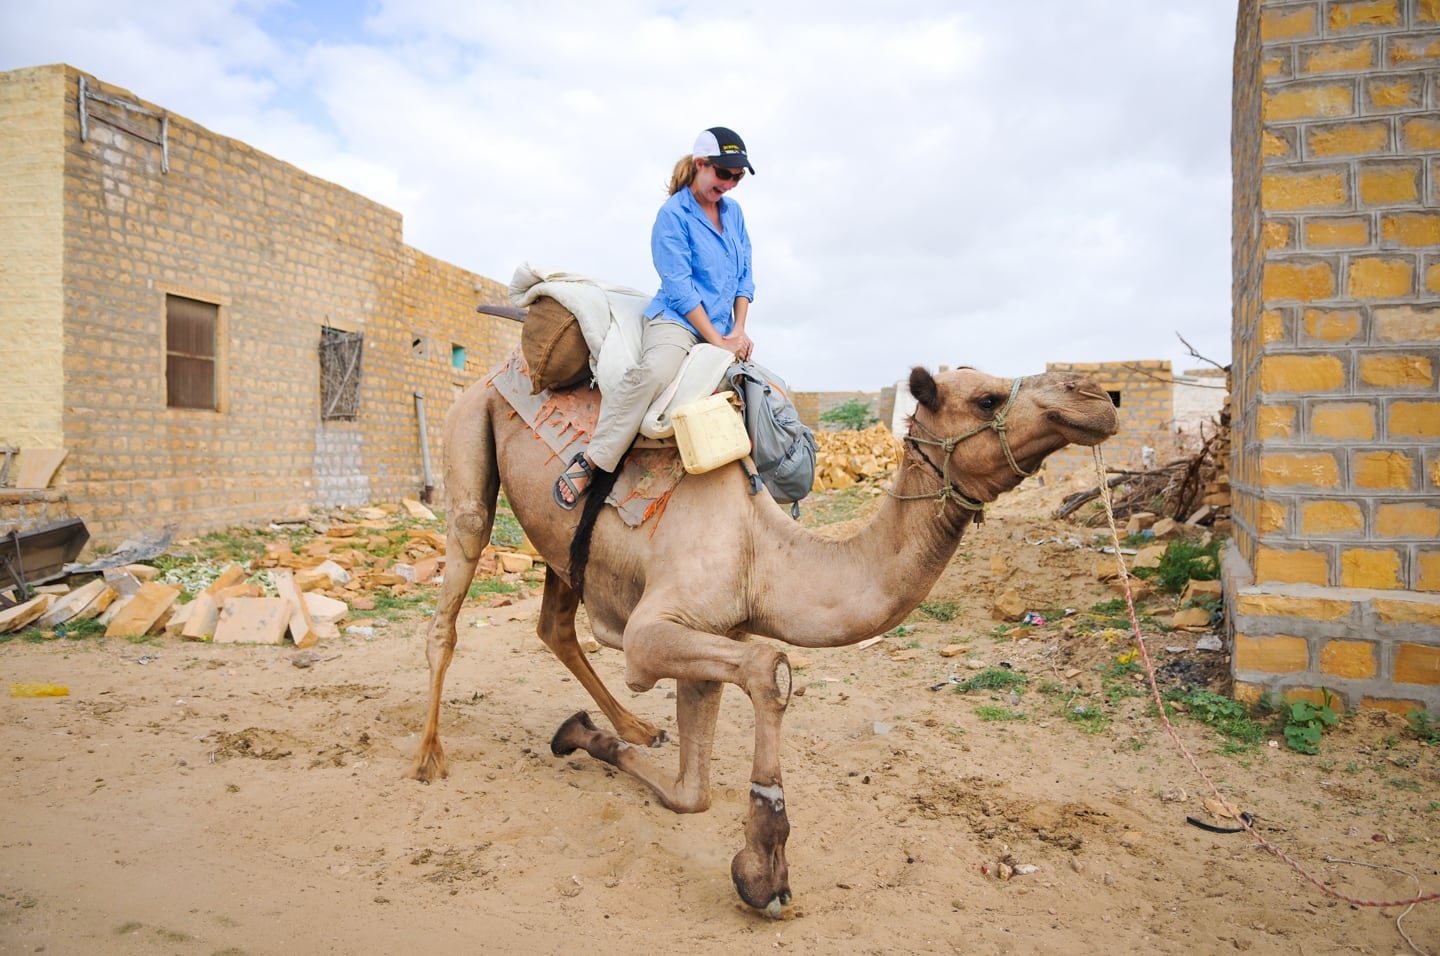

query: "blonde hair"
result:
(667, 155), (699, 196)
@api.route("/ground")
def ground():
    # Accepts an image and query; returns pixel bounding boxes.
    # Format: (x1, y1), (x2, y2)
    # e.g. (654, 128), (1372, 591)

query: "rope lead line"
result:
(1091, 446), (1440, 912)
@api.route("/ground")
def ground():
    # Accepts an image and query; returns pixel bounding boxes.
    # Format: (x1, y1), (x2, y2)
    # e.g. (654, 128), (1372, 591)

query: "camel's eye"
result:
(975, 395), (999, 414)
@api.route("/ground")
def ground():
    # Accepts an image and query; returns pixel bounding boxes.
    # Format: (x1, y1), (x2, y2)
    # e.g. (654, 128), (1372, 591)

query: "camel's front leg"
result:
(600, 617), (793, 916)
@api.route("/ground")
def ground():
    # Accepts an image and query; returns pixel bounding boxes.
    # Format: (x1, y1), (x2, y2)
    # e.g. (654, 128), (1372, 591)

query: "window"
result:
(1107, 390), (1122, 408)
(165, 294), (218, 410)
(451, 344), (466, 372)
(320, 327), (364, 421)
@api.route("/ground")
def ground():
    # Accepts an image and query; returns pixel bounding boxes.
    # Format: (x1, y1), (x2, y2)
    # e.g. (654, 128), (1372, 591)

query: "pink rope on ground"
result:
(1091, 447), (1440, 911)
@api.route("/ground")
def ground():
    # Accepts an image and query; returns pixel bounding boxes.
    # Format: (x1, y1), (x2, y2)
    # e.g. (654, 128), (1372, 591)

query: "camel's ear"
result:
(909, 366), (941, 412)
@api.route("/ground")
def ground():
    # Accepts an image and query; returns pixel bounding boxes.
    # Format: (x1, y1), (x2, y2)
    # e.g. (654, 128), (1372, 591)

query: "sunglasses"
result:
(708, 164), (745, 182)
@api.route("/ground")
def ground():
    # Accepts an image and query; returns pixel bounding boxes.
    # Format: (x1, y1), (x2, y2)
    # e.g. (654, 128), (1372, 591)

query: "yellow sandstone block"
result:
(1233, 681), (1265, 706)
(1261, 171), (1347, 210)
(1360, 696), (1424, 717)
(1340, 549), (1403, 589)
(1389, 401), (1440, 438)
(1263, 220), (1292, 251)
(1360, 355), (1433, 388)
(1262, 130), (1292, 160)
(1394, 643), (1440, 686)
(1348, 257), (1413, 298)
(1320, 640), (1377, 680)
(1304, 219), (1368, 248)
(1263, 87), (1353, 123)
(1376, 597), (1440, 625)
(1234, 593), (1354, 621)
(1358, 166), (1420, 204)
(1329, 0), (1400, 29)
(1310, 403), (1375, 440)
(1257, 404), (1296, 439)
(1261, 452), (1340, 489)
(1303, 308), (1362, 342)
(1380, 213), (1440, 247)
(1422, 0), (1440, 21)
(1255, 547), (1331, 585)
(1262, 6), (1316, 39)
(1282, 687), (1335, 707)
(1376, 504), (1440, 539)
(1300, 500), (1364, 533)
(1303, 40), (1374, 73)
(1367, 79), (1418, 109)
(1421, 553), (1440, 592)
(1355, 451), (1414, 489)
(1260, 310), (1287, 344)
(1426, 262), (1440, 295)
(1374, 305), (1440, 342)
(1235, 634), (1310, 674)
(1260, 354), (1345, 392)
(1258, 500), (1289, 534)
(1401, 117), (1440, 150)
(1307, 123), (1387, 157)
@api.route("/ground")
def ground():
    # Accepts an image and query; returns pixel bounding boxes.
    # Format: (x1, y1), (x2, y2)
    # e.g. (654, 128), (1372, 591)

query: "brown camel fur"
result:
(407, 363), (1119, 916)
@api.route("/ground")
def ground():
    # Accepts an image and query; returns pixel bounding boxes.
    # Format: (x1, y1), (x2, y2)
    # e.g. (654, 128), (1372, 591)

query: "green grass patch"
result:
(1064, 703), (1112, 734)
(1164, 688), (1265, 746)
(953, 667), (1027, 693)
(917, 600), (960, 622)
(974, 705), (1026, 722)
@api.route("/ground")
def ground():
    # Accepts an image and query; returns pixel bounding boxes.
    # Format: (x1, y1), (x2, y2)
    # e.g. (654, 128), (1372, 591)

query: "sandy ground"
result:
(2, 479), (1438, 956)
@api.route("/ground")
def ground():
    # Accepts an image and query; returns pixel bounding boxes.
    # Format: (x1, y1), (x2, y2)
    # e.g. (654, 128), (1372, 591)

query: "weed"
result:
(1164, 688), (1265, 746)
(1387, 778), (1424, 794)
(1065, 704), (1111, 735)
(1282, 690), (1341, 755)
(819, 398), (878, 431)
(1130, 538), (1222, 595)
(1405, 708), (1440, 745)
(953, 668), (1027, 693)
(370, 591), (432, 621)
(974, 705), (1026, 722)
(1423, 801), (1439, 813)
(917, 600), (960, 622)
(52, 618), (107, 641)
(467, 577), (521, 600)
(489, 501), (524, 550)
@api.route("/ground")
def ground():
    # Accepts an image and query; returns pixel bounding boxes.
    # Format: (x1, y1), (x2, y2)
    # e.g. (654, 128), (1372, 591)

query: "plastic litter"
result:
(10, 682), (69, 698)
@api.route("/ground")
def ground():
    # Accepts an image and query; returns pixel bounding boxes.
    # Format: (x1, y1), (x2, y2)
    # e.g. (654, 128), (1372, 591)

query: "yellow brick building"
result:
(1230, 1), (1440, 715)
(0, 65), (519, 543)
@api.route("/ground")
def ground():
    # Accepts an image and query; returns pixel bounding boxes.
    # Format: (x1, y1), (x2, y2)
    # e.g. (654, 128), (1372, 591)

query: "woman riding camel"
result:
(554, 126), (757, 510)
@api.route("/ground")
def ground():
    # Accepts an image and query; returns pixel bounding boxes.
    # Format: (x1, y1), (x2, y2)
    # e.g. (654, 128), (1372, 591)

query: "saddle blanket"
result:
(488, 349), (687, 529)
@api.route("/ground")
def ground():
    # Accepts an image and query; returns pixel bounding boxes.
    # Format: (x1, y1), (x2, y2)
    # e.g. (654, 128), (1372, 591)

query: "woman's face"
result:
(695, 160), (745, 202)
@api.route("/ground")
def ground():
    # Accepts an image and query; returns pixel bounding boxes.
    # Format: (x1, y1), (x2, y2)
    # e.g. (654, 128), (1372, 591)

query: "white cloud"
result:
(2, 0), (1236, 389)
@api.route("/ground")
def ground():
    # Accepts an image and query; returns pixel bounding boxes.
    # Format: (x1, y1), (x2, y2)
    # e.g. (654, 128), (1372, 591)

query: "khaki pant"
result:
(586, 320), (700, 472)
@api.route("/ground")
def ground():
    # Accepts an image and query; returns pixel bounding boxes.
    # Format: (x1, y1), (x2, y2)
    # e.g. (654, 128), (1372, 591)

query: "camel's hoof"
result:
(648, 728), (669, 748)
(551, 711), (596, 757)
(731, 848), (791, 917)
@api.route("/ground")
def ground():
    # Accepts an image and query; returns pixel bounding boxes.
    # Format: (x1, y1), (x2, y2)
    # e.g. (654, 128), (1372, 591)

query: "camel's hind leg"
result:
(406, 386), (500, 783)
(535, 568), (667, 747)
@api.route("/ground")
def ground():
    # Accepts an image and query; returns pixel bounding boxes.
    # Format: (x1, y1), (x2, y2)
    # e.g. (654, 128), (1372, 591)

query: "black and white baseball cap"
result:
(692, 126), (755, 173)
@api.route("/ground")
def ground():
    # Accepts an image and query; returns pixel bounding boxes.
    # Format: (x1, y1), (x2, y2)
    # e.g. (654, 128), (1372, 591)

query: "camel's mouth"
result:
(1048, 407), (1120, 447)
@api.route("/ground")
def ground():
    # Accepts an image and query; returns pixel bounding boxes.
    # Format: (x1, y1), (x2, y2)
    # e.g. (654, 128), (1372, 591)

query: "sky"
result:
(2, 1), (1238, 391)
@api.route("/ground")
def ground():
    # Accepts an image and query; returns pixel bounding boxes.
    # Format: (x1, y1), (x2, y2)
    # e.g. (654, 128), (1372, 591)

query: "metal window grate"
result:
(165, 294), (217, 410)
(320, 328), (364, 421)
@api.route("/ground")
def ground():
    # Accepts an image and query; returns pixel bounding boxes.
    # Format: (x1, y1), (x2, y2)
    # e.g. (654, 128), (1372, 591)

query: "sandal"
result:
(553, 452), (593, 511)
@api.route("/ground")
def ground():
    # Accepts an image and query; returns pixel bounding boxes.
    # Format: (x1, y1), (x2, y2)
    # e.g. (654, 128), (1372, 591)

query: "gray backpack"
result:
(724, 361), (818, 514)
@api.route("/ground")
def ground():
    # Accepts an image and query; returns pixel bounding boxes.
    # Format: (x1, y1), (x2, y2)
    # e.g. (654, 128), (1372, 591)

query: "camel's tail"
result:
(568, 462), (621, 601)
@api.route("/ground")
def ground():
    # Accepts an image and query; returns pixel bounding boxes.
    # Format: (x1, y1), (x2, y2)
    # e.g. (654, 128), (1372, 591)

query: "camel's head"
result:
(906, 366), (1119, 502)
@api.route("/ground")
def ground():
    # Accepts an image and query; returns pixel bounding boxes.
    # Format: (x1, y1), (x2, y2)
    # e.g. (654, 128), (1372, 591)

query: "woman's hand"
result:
(723, 330), (754, 362)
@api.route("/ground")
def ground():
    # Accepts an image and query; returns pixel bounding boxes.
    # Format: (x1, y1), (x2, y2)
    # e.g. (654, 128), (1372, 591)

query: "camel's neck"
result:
(751, 456), (977, 648)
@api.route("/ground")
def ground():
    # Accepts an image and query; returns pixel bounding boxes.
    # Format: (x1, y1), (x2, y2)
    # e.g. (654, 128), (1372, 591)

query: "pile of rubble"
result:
(812, 424), (904, 492)
(0, 498), (541, 644)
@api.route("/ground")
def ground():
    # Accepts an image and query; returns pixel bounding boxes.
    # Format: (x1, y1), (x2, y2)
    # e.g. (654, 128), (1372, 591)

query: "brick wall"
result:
(0, 66), (66, 449)
(1227, 0), (1440, 716)
(0, 65), (518, 544)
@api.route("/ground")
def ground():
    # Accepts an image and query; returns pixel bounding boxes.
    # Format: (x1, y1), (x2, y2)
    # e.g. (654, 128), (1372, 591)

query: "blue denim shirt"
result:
(646, 187), (754, 337)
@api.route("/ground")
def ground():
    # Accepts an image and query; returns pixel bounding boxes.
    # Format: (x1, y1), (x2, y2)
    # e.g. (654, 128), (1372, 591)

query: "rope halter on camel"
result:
(889, 377), (1034, 516)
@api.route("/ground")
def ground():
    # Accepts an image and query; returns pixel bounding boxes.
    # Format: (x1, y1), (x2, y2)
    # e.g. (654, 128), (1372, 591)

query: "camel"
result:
(406, 362), (1119, 916)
